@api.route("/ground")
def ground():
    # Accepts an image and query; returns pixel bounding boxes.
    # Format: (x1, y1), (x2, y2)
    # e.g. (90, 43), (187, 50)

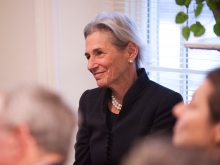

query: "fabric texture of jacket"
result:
(74, 68), (183, 165)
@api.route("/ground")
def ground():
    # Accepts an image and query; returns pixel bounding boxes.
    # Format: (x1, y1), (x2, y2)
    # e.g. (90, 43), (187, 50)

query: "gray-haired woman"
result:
(74, 12), (183, 165)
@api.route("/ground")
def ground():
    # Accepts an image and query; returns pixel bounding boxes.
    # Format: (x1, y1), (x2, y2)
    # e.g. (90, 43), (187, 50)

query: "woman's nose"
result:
(173, 102), (185, 119)
(87, 57), (98, 72)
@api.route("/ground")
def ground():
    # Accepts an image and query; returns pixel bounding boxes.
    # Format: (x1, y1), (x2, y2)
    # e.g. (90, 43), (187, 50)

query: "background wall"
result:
(58, 0), (105, 110)
(57, 1), (106, 164)
(0, 0), (107, 164)
(0, 0), (37, 87)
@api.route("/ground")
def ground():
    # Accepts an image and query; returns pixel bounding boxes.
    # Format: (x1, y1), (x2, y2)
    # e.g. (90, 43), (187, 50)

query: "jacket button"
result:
(106, 151), (110, 156)
(108, 140), (111, 145)
(108, 135), (112, 141)
(107, 146), (111, 151)
(107, 155), (112, 161)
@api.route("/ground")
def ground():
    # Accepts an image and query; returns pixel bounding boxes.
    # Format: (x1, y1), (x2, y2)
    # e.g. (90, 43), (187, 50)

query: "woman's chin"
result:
(172, 136), (190, 148)
(96, 81), (107, 87)
(172, 135), (184, 147)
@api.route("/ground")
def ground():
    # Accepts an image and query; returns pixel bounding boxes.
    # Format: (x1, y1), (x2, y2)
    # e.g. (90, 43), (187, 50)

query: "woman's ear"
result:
(127, 42), (138, 60)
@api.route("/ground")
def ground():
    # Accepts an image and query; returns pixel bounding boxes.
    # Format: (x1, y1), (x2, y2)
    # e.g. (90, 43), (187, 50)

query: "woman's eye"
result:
(97, 51), (103, 55)
(86, 55), (90, 60)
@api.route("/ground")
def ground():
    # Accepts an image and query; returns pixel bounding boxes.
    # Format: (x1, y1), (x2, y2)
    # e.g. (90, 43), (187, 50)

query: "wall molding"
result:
(34, 0), (59, 90)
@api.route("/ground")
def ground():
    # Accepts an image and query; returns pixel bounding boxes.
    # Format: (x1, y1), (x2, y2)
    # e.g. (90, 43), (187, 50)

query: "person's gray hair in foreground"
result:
(122, 137), (220, 165)
(0, 84), (76, 165)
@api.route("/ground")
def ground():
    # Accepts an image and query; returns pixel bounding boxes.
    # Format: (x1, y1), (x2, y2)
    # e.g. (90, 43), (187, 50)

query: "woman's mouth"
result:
(93, 72), (104, 79)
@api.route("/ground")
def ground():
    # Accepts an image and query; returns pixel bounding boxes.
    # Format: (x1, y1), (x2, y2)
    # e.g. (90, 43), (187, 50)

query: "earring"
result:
(129, 60), (133, 63)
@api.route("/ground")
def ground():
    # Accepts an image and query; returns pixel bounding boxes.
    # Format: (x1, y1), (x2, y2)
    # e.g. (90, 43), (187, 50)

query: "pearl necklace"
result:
(111, 94), (122, 110)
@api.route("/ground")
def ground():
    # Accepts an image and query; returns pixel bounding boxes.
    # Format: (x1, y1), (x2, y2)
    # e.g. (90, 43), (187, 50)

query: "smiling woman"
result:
(73, 11), (183, 165)
(85, 31), (135, 89)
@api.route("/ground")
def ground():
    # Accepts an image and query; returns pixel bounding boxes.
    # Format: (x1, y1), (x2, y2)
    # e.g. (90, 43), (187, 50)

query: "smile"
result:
(93, 72), (105, 79)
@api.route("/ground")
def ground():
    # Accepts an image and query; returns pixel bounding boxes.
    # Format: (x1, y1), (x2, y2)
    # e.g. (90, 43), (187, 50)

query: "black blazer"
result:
(74, 68), (183, 165)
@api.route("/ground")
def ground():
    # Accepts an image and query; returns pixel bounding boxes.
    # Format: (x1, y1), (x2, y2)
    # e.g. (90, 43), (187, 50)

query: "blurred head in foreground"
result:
(173, 67), (220, 153)
(122, 138), (219, 165)
(0, 85), (76, 165)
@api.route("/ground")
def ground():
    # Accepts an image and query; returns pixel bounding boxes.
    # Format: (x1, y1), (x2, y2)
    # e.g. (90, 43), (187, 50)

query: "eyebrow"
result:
(84, 52), (89, 57)
(84, 48), (102, 56)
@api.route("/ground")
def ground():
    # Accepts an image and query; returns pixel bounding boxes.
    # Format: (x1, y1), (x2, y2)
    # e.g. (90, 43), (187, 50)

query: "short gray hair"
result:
(84, 12), (147, 69)
(122, 138), (219, 165)
(0, 85), (76, 160)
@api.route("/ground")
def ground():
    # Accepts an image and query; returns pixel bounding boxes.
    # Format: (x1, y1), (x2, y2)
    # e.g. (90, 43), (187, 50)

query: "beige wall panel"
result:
(0, 0), (37, 87)
(58, 0), (106, 109)
(57, 1), (106, 164)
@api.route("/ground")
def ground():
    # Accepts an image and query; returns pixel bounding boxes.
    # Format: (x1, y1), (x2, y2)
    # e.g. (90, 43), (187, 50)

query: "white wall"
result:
(58, 0), (105, 110)
(0, 0), (106, 106)
(0, 0), (107, 164)
(57, 1), (106, 164)
(0, 0), (37, 87)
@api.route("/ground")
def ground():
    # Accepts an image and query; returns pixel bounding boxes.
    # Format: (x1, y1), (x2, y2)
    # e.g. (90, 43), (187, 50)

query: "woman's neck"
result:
(110, 70), (138, 104)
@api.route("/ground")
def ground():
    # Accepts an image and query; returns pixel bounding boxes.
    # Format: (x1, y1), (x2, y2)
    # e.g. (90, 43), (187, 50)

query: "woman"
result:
(74, 12), (183, 165)
(173, 67), (220, 154)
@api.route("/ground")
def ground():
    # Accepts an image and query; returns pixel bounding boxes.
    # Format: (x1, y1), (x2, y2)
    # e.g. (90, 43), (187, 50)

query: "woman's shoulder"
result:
(82, 87), (106, 97)
(78, 87), (108, 114)
(149, 80), (176, 93)
(147, 80), (183, 101)
(79, 87), (108, 103)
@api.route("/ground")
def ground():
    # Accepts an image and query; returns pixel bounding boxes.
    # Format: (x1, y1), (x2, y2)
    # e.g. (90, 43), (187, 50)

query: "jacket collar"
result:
(102, 68), (150, 108)
(123, 68), (149, 105)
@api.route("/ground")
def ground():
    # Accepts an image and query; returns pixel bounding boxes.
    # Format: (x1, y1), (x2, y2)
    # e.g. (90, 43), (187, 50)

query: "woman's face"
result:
(85, 31), (131, 87)
(173, 79), (217, 149)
